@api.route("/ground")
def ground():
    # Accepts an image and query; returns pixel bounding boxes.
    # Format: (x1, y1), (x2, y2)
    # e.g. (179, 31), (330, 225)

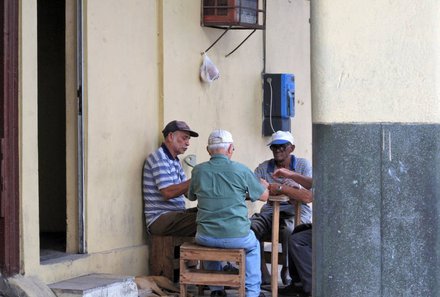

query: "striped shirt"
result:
(143, 144), (186, 227)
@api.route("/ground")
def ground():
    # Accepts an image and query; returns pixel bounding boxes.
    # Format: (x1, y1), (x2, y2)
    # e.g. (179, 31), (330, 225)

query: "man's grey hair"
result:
(207, 142), (231, 153)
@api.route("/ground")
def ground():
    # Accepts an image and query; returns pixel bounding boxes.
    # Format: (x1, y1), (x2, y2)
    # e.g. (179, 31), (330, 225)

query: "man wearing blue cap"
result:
(250, 130), (313, 285)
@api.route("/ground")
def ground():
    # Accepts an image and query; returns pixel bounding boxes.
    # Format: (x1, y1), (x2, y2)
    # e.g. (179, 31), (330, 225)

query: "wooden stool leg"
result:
(271, 201), (281, 297)
(238, 253), (246, 297)
(150, 236), (174, 279)
(180, 284), (187, 297)
(150, 235), (193, 283)
(180, 257), (187, 297)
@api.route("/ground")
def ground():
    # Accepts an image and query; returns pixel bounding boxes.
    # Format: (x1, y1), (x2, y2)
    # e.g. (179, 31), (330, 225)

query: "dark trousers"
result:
(251, 205), (297, 284)
(250, 203), (296, 241)
(288, 226), (312, 294)
(148, 207), (197, 236)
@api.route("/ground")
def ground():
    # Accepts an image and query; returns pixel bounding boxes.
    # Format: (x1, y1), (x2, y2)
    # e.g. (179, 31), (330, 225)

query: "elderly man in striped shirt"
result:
(143, 120), (199, 236)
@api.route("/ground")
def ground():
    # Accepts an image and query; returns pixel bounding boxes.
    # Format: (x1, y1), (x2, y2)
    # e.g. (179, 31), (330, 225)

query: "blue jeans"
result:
(195, 230), (262, 297)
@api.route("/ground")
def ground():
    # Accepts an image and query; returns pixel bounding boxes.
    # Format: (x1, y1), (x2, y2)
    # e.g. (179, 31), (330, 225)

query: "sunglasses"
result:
(270, 143), (290, 152)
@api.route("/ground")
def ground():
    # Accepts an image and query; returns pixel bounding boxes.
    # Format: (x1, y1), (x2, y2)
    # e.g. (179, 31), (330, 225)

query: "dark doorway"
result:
(0, 0), (20, 276)
(37, 0), (67, 259)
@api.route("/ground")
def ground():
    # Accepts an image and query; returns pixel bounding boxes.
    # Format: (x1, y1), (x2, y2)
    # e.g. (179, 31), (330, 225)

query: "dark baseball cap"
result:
(162, 120), (199, 137)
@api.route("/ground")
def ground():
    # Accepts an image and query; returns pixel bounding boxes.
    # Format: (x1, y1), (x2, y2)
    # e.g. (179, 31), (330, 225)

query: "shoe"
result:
(186, 260), (198, 268)
(258, 293), (266, 297)
(223, 262), (239, 273)
(281, 266), (291, 285)
(210, 290), (227, 297)
(278, 284), (305, 296)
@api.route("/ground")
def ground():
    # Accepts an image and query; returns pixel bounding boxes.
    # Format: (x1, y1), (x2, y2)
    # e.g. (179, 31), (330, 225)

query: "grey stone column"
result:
(311, 1), (440, 296)
(313, 124), (440, 296)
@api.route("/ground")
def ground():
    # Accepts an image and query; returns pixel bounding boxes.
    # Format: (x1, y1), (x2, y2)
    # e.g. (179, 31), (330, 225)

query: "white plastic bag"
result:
(200, 53), (220, 83)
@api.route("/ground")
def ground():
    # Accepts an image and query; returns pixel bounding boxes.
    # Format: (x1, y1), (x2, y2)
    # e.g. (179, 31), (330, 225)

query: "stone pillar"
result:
(311, 1), (440, 296)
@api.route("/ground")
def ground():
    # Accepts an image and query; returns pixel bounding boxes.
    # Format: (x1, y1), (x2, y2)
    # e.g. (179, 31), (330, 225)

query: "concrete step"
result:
(49, 274), (138, 297)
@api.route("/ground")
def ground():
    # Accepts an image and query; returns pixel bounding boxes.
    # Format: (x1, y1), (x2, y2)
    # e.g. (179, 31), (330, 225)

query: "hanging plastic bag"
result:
(200, 53), (220, 83)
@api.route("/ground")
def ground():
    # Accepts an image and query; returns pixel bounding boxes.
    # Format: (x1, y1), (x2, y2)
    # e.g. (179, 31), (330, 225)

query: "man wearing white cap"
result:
(250, 130), (313, 285)
(189, 129), (269, 297)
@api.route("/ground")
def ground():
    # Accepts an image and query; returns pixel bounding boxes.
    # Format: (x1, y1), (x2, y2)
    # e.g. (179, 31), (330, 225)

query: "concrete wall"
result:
(312, 1), (439, 124)
(21, 0), (40, 279)
(20, 0), (312, 284)
(85, 0), (155, 253)
(311, 1), (440, 296)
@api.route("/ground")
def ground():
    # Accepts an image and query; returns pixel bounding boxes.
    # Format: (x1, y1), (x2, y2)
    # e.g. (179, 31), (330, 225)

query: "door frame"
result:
(0, 0), (19, 276)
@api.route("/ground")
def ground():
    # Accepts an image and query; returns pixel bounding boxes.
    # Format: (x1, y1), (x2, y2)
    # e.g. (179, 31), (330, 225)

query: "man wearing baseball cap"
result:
(142, 120), (199, 236)
(250, 130), (313, 285)
(189, 129), (269, 297)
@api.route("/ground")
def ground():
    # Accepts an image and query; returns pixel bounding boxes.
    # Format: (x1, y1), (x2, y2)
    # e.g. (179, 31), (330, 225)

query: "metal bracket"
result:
(202, 28), (258, 58)
(225, 29), (256, 58)
(202, 27), (231, 55)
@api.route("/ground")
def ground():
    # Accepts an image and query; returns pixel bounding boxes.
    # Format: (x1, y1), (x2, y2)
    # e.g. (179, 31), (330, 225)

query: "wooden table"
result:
(269, 195), (290, 296)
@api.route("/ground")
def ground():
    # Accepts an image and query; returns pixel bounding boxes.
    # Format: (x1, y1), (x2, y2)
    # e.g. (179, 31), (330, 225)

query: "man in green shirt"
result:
(189, 129), (269, 297)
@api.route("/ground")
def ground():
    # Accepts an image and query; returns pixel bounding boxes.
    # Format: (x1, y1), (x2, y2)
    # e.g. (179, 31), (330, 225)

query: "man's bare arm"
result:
(269, 182), (313, 204)
(272, 168), (313, 190)
(258, 178), (269, 202)
(159, 179), (191, 200)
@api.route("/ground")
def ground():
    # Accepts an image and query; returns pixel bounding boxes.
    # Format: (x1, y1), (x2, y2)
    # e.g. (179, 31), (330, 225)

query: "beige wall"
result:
(20, 0), (40, 276)
(162, 1), (312, 164)
(265, 1), (312, 156)
(19, 0), (311, 284)
(85, 0), (156, 253)
(312, 0), (440, 124)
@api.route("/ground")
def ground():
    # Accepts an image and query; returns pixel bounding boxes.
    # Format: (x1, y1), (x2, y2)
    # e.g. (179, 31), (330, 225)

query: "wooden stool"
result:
(179, 242), (246, 297)
(149, 235), (193, 282)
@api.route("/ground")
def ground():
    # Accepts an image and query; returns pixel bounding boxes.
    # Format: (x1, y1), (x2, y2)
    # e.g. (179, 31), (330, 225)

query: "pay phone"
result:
(262, 73), (295, 136)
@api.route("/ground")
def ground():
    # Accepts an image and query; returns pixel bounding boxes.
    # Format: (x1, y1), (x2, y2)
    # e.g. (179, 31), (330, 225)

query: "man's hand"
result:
(272, 168), (313, 190)
(258, 178), (269, 202)
(259, 178), (269, 189)
(268, 182), (283, 196)
(272, 168), (294, 179)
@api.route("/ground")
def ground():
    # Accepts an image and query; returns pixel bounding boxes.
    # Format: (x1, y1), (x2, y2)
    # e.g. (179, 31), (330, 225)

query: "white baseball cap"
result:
(267, 130), (295, 146)
(208, 129), (234, 145)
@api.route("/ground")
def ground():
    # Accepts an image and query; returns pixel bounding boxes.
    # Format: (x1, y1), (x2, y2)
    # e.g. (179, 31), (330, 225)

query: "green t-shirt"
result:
(188, 154), (265, 238)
